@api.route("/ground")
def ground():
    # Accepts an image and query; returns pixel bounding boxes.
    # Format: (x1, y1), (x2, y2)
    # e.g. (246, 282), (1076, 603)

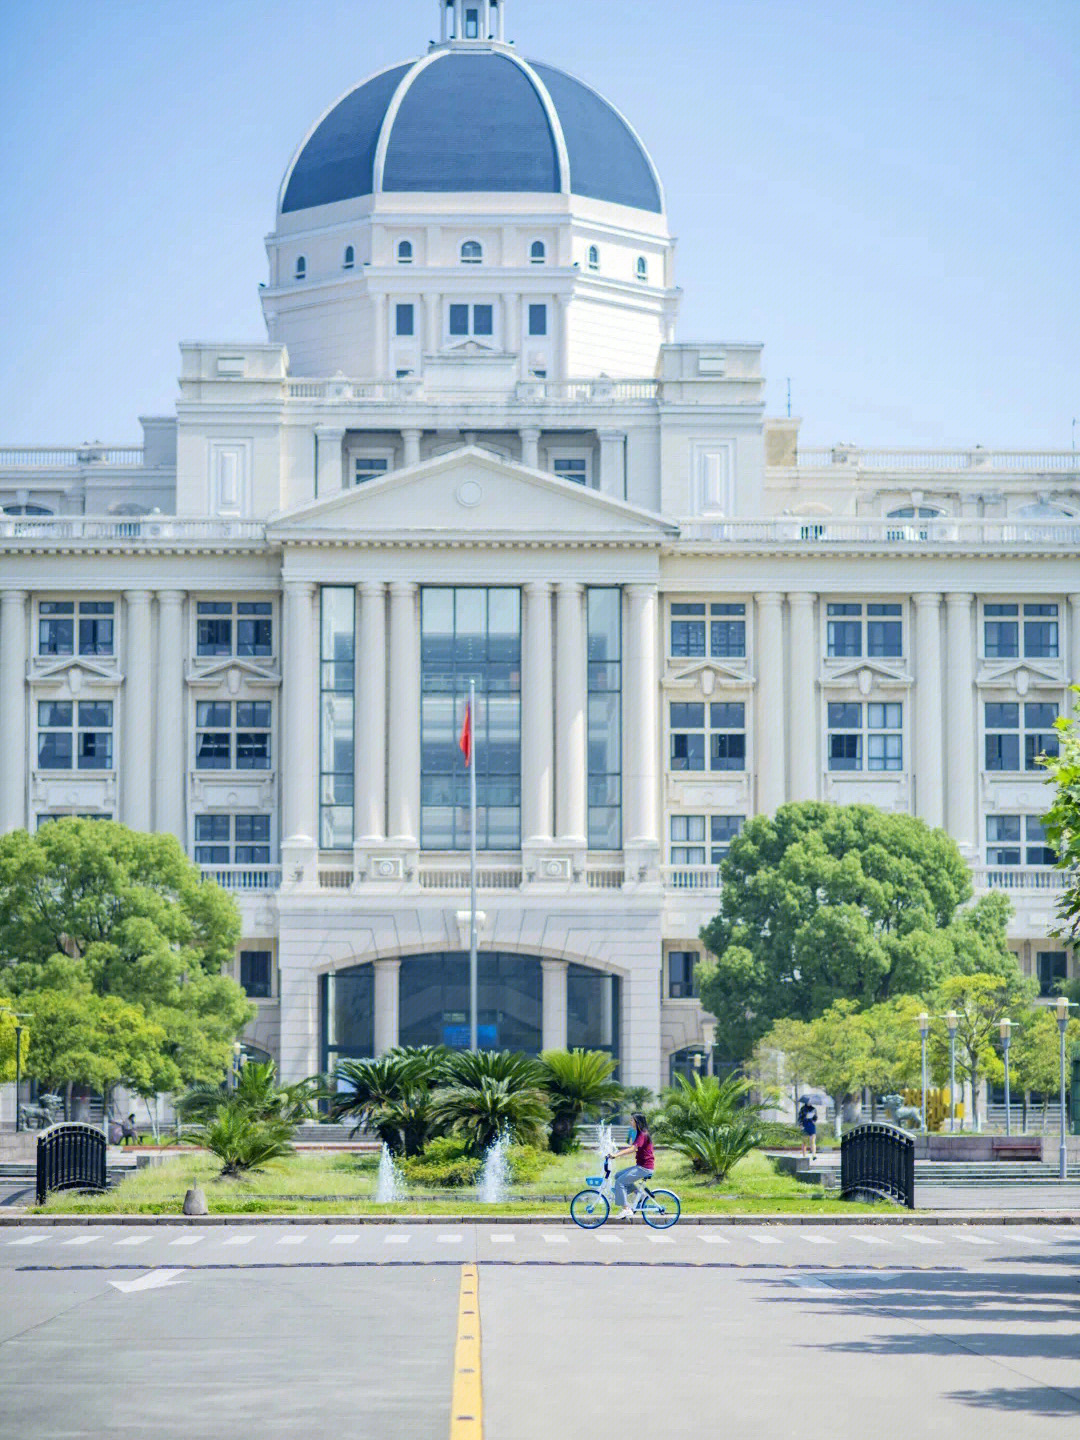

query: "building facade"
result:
(1, 2), (1077, 1091)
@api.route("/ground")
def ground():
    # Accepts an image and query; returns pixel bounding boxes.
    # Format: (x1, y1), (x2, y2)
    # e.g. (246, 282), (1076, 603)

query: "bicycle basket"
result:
(585, 1177), (603, 1188)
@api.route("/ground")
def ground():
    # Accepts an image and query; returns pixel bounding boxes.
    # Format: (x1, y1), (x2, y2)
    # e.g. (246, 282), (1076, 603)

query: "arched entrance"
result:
(319, 952), (621, 1072)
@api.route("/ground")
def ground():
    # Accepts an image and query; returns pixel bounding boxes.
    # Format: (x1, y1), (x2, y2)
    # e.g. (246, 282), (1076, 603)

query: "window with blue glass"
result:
(449, 303), (493, 338)
(528, 303), (547, 336)
(320, 588), (355, 849)
(37, 700), (113, 770)
(984, 700), (1059, 772)
(395, 303), (415, 336)
(827, 702), (902, 771)
(670, 702), (745, 771)
(587, 589), (622, 848)
(421, 588), (521, 850)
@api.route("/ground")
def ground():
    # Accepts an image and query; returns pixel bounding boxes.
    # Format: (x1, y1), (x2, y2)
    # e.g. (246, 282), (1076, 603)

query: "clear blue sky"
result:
(1, 0), (1077, 448)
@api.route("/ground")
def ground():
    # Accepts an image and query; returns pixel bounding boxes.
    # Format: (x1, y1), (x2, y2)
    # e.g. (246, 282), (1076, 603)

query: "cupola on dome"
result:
(280, 46), (664, 216)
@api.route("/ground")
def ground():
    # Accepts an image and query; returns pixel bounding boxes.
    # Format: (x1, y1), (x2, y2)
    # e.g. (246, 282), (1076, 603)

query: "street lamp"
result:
(1056, 997), (1072, 1181)
(701, 1019), (717, 1079)
(946, 1010), (959, 1134)
(918, 1012), (930, 1131)
(232, 1041), (243, 1091)
(1000, 1018), (1012, 1138)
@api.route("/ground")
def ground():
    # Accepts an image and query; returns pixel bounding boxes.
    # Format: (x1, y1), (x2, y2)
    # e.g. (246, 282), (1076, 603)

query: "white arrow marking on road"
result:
(109, 1269), (185, 1294)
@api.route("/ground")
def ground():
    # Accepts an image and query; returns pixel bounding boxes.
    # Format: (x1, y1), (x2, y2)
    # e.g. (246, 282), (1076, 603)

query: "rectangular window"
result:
(37, 699), (113, 770)
(1024, 701), (1060, 770)
(449, 304), (469, 337)
(711, 814), (744, 863)
(710, 603), (746, 659)
(236, 702), (272, 769)
(465, 6), (479, 38)
(448, 303), (493, 338)
(984, 603), (1019, 659)
(37, 700), (73, 768)
(38, 600), (114, 657)
(670, 814), (706, 866)
(670, 702), (705, 771)
(670, 604), (706, 659)
(587, 588), (621, 849)
(1036, 950), (1068, 999)
(984, 700), (1059, 771)
(320, 587), (355, 850)
(528, 303), (548, 336)
(473, 304), (493, 336)
(867, 702), (903, 771)
(421, 588), (522, 851)
(827, 702), (861, 770)
(827, 603), (862, 658)
(37, 812), (111, 826)
(197, 601), (273, 657)
(195, 815), (271, 867)
(195, 702), (232, 769)
(1023, 603), (1059, 659)
(827, 702), (902, 772)
(826, 602), (902, 660)
(395, 303), (415, 337)
(195, 701), (271, 772)
(667, 951), (699, 1000)
(866, 603), (902, 658)
(552, 457), (588, 486)
(1025, 814), (1056, 866)
(986, 814), (1022, 866)
(710, 702), (746, 771)
(354, 457), (390, 486)
(239, 949), (274, 1000)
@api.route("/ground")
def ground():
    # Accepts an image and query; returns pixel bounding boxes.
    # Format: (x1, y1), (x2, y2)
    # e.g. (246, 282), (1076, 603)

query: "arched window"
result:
(588, 245), (600, 272)
(2, 504), (53, 516)
(636, 256), (648, 283)
(343, 245), (355, 270)
(397, 239), (414, 264)
(886, 507), (942, 519)
(530, 240), (546, 264)
(294, 256), (306, 280)
(460, 240), (483, 265)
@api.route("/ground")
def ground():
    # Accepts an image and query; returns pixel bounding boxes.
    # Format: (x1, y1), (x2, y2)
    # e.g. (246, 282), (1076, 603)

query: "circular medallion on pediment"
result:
(456, 481), (484, 508)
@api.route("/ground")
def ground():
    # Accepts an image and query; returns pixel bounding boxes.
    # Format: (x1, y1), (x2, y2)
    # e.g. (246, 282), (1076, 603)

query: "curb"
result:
(1, 1211), (1076, 1227)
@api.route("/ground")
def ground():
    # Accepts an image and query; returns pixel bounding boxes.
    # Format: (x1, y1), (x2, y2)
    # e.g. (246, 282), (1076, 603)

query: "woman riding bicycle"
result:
(612, 1112), (654, 1219)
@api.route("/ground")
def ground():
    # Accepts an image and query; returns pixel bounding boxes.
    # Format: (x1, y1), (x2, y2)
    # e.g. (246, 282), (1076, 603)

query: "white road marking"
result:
(951, 1232), (995, 1246)
(1010, 1234), (1047, 1245)
(646, 1234), (675, 1244)
(850, 1234), (891, 1246)
(595, 1234), (622, 1244)
(901, 1233), (943, 1246)
(331, 1234), (360, 1244)
(437, 1234), (464, 1244)
(113, 1235), (154, 1247)
(747, 1233), (782, 1245)
(799, 1234), (836, 1245)
(787, 1275), (833, 1291)
(221, 1235), (256, 1246)
(61, 1235), (101, 1246)
(384, 1234), (410, 1245)
(698, 1233), (729, 1244)
(276, 1234), (308, 1245)
(168, 1235), (205, 1247)
(7, 1235), (49, 1246)
(490, 1233), (515, 1243)
(542, 1233), (569, 1243)
(109, 1268), (185, 1294)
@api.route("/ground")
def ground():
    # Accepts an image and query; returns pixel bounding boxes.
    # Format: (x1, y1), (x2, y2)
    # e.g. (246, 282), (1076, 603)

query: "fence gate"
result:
(840, 1122), (916, 1209)
(36, 1123), (108, 1205)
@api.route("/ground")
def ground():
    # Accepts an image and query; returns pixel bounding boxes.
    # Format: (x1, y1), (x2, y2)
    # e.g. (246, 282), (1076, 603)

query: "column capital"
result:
(401, 427), (422, 440)
(597, 427), (626, 442)
(555, 580), (584, 597)
(520, 426), (542, 441)
(372, 956), (402, 972)
(359, 579), (387, 599)
(524, 579), (553, 598)
(913, 592), (943, 608)
(945, 592), (975, 608)
(283, 579), (317, 599)
(755, 591), (785, 608)
(1068, 593), (1080, 606)
(389, 580), (417, 598)
(624, 582), (658, 601)
(787, 591), (816, 610)
(123, 588), (154, 605)
(156, 589), (186, 607)
(540, 957), (569, 972)
(0, 589), (29, 606)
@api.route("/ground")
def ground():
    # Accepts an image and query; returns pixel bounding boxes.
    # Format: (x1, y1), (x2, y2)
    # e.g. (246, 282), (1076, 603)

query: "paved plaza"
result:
(1, 1221), (1077, 1438)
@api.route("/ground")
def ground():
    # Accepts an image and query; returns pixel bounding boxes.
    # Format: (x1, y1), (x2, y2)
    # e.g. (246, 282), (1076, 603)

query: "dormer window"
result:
(588, 245), (600, 272)
(397, 239), (414, 264)
(636, 256), (648, 283)
(460, 240), (483, 265)
(343, 245), (355, 270)
(530, 241), (546, 264)
(295, 256), (306, 280)
(465, 7), (480, 38)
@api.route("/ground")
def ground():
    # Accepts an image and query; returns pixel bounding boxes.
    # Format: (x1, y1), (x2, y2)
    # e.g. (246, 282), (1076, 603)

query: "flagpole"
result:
(468, 678), (478, 1052)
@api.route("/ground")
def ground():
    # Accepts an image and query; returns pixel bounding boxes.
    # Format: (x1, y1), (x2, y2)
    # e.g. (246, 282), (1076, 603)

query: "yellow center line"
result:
(450, 1263), (483, 1440)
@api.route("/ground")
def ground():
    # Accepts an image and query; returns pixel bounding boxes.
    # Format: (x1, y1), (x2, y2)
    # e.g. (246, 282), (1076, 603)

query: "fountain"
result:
(479, 1131), (511, 1203)
(376, 1142), (406, 1203)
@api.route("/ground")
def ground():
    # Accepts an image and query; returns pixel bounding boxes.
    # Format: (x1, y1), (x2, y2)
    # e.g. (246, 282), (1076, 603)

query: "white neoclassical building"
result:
(1, 1), (1077, 1092)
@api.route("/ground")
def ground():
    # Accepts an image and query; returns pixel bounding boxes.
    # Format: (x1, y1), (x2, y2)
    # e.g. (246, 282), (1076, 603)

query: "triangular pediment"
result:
(268, 448), (676, 545)
(976, 658), (1064, 689)
(821, 658), (912, 690)
(668, 659), (753, 690)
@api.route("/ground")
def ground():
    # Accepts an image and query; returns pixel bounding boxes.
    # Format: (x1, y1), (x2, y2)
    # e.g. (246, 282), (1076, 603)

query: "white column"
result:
(355, 582), (387, 841)
(597, 431), (626, 499)
(504, 293), (520, 367)
(154, 591), (186, 842)
(1069, 593), (1080, 689)
(520, 426), (541, 469)
(373, 958), (401, 1055)
(402, 429), (422, 468)
(555, 294), (571, 381)
(945, 593), (977, 854)
(425, 292), (441, 352)
(315, 426), (346, 496)
(522, 581), (554, 844)
(755, 592), (787, 813)
(388, 582), (420, 844)
(373, 293), (388, 378)
(623, 585), (660, 853)
(787, 592), (817, 802)
(122, 590), (153, 832)
(913, 593), (945, 829)
(278, 964), (318, 1083)
(541, 958), (568, 1052)
(555, 582), (587, 844)
(0, 590), (28, 834)
(282, 580), (318, 845)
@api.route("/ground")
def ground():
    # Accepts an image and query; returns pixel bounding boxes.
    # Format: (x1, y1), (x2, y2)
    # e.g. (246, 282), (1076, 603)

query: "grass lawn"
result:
(35, 1147), (877, 1216)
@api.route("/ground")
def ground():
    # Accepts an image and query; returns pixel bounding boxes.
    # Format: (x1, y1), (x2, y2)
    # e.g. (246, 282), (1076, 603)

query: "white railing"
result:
(678, 517), (1080, 547)
(200, 865), (282, 891)
(586, 865), (626, 889)
(0, 446), (145, 468)
(972, 866), (1069, 892)
(794, 447), (1080, 473)
(0, 516), (266, 543)
(662, 866), (725, 892)
(285, 376), (658, 404)
(418, 862), (524, 891)
(318, 866), (353, 890)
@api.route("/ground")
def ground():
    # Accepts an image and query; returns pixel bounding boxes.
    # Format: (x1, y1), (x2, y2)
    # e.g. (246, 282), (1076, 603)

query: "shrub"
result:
(652, 1073), (765, 1182)
(429, 1073), (551, 1154)
(539, 1049), (623, 1153)
(505, 1142), (551, 1184)
(193, 1102), (294, 1178)
(400, 1137), (483, 1189)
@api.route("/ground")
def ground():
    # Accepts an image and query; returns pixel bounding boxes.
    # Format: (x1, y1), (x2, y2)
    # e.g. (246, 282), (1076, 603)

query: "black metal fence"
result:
(36, 1123), (108, 1205)
(840, 1122), (916, 1209)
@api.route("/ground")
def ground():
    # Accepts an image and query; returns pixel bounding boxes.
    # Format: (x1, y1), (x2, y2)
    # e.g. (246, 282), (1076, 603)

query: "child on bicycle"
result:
(612, 1112), (654, 1218)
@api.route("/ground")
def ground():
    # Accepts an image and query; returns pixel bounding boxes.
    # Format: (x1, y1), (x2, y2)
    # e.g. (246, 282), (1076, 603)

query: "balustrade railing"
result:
(662, 866), (725, 891)
(971, 866), (1068, 892)
(0, 516), (266, 543)
(794, 446), (1080, 472)
(0, 446), (145, 468)
(200, 865), (282, 891)
(418, 862), (524, 891)
(285, 377), (658, 404)
(679, 517), (1080, 547)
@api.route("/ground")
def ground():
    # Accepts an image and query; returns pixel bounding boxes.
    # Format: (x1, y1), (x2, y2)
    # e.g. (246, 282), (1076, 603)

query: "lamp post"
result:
(918, 1012), (930, 1132)
(1056, 997), (1071, 1181)
(946, 1010), (958, 1134)
(701, 1019), (717, 1079)
(1000, 1017), (1012, 1138)
(232, 1041), (243, 1092)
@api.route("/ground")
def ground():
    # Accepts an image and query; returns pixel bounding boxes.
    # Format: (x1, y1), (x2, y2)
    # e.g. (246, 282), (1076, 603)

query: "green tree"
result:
(1041, 683), (1080, 942)
(539, 1049), (623, 1153)
(0, 820), (251, 1092)
(429, 1076), (550, 1154)
(930, 971), (1035, 1129)
(697, 802), (1000, 1058)
(176, 1060), (318, 1126)
(0, 1000), (28, 1085)
(1011, 1006), (1080, 1130)
(195, 1103), (294, 1178)
(652, 1074), (764, 1182)
(330, 1053), (440, 1155)
(859, 995), (927, 1106)
(747, 1016), (817, 1108)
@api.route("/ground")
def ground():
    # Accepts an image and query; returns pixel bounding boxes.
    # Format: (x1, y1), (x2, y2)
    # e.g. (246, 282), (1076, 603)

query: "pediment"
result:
(268, 448), (675, 546)
(667, 660), (753, 692)
(186, 658), (281, 689)
(30, 656), (120, 686)
(821, 659), (912, 691)
(976, 659), (1064, 691)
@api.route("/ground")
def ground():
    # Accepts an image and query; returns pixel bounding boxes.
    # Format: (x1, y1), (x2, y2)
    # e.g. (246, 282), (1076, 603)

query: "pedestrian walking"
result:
(797, 1096), (818, 1160)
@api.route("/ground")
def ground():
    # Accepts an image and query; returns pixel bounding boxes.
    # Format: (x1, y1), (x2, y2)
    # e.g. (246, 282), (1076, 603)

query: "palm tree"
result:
(439, 1049), (547, 1090)
(199, 1102), (294, 1178)
(429, 1075), (551, 1154)
(539, 1049), (624, 1153)
(176, 1060), (317, 1126)
(652, 1073), (765, 1182)
(330, 1053), (442, 1155)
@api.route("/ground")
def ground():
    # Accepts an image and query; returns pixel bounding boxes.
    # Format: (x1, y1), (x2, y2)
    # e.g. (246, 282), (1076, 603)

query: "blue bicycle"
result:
(570, 1143), (681, 1230)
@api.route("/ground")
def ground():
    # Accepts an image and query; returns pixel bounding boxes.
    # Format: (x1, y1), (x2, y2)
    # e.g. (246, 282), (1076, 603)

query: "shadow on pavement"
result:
(947, 1386), (1080, 1417)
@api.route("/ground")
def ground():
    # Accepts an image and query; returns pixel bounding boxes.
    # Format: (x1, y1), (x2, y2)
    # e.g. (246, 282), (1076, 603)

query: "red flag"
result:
(459, 701), (473, 767)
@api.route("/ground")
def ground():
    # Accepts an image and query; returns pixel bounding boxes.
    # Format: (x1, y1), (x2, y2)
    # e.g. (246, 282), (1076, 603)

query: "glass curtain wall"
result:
(567, 964), (621, 1071)
(320, 966), (374, 1073)
(398, 952), (542, 1052)
(320, 588), (355, 849)
(587, 588), (622, 848)
(421, 587), (521, 850)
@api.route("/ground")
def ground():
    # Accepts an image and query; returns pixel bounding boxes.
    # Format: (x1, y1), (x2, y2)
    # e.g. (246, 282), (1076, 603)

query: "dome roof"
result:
(281, 49), (663, 216)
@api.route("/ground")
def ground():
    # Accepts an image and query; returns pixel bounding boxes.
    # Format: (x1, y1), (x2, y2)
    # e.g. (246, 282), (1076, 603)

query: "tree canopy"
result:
(1040, 683), (1080, 946)
(697, 802), (1013, 1057)
(0, 820), (251, 1095)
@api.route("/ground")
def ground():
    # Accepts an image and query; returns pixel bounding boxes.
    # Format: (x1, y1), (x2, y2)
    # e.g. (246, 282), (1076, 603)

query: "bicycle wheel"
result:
(570, 1189), (610, 1229)
(640, 1189), (681, 1229)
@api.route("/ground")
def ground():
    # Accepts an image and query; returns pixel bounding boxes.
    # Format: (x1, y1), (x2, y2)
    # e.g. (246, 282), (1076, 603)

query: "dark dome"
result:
(281, 50), (663, 215)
